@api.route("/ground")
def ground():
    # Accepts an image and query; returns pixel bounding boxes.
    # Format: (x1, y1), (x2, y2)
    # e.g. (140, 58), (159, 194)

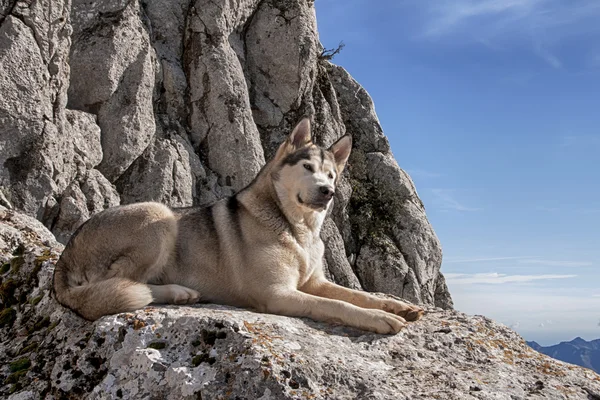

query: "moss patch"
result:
(0, 262), (10, 274)
(29, 294), (43, 306)
(28, 257), (45, 286)
(347, 149), (409, 252)
(147, 341), (167, 350)
(12, 243), (25, 256)
(10, 256), (25, 274)
(5, 370), (27, 385)
(9, 358), (31, 373)
(0, 278), (18, 307)
(18, 341), (39, 355)
(0, 307), (16, 327)
(191, 354), (204, 367)
(28, 316), (50, 334)
(47, 320), (59, 332)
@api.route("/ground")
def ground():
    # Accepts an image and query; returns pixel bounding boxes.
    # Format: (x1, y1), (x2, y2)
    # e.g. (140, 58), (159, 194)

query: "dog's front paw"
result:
(369, 309), (407, 334)
(381, 300), (425, 322)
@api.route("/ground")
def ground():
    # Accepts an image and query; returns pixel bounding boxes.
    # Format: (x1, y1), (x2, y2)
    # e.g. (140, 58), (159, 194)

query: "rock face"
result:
(2, 209), (600, 399)
(0, 0), (452, 310)
(0, 0), (120, 242)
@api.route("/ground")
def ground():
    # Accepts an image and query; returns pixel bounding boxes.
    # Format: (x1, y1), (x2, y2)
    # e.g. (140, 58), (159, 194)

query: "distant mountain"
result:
(527, 337), (600, 374)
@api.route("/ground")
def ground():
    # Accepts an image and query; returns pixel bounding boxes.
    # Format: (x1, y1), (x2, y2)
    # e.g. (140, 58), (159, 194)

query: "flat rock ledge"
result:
(1, 209), (600, 400)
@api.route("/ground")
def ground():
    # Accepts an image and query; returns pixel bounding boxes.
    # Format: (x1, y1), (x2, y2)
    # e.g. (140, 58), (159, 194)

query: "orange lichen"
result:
(133, 319), (146, 330)
(503, 350), (515, 365)
(538, 361), (567, 377)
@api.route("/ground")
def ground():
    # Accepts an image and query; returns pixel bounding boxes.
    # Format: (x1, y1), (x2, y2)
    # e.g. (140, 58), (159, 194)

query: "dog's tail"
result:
(53, 258), (153, 321)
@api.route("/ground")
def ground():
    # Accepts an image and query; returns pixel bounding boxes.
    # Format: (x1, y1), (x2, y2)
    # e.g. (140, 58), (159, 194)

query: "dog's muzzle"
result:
(297, 192), (332, 210)
(318, 185), (334, 200)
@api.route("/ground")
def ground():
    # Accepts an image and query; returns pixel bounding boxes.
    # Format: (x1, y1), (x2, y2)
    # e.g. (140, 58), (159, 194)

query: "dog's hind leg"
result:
(148, 284), (201, 305)
(54, 202), (181, 320)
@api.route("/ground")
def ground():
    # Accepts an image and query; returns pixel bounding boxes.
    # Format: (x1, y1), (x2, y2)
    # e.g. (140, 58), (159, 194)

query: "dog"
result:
(53, 118), (424, 333)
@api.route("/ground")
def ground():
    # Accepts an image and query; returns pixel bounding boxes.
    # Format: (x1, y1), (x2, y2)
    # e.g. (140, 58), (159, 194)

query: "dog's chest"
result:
(295, 234), (324, 285)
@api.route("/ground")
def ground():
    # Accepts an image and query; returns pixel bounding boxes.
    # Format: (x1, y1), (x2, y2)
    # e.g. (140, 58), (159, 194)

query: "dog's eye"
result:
(303, 164), (314, 172)
(328, 172), (334, 179)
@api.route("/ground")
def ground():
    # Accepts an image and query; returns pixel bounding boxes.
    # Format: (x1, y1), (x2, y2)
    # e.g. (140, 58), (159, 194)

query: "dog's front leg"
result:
(301, 278), (424, 322)
(259, 289), (407, 334)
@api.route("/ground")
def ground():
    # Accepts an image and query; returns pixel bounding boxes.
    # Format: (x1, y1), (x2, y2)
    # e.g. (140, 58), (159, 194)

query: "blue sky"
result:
(315, 0), (600, 345)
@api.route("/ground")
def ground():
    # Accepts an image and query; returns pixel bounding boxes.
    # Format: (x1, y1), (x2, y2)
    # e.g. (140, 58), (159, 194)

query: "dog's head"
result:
(272, 118), (352, 214)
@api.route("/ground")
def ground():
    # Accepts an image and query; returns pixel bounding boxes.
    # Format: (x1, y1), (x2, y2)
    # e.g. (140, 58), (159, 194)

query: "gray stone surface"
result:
(184, 0), (266, 191)
(320, 219), (361, 290)
(116, 137), (196, 207)
(0, 9), (66, 218)
(52, 170), (120, 244)
(68, 0), (157, 182)
(0, 0), (453, 308)
(0, 1), (119, 244)
(1, 210), (599, 399)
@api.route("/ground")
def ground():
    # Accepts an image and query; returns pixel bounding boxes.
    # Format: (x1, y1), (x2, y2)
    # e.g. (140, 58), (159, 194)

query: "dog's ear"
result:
(288, 118), (312, 149)
(329, 135), (352, 173)
(273, 118), (312, 162)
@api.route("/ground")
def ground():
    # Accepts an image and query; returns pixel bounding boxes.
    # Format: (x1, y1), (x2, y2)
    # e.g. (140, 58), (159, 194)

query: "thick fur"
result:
(53, 119), (424, 333)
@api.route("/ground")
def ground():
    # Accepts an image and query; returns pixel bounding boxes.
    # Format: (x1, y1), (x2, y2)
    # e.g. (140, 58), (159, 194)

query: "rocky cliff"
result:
(2, 208), (600, 399)
(0, 0), (452, 310)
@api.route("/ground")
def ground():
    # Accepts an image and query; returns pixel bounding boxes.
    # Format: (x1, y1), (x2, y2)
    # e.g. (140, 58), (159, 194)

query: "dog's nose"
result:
(319, 186), (335, 199)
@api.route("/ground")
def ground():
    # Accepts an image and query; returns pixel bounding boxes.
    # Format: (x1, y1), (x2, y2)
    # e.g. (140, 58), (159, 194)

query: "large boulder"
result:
(1, 208), (599, 399)
(0, 0), (452, 310)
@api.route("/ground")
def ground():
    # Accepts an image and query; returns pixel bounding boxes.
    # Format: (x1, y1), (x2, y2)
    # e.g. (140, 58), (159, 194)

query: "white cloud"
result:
(421, 0), (600, 37)
(518, 259), (593, 267)
(445, 272), (576, 285)
(443, 256), (593, 267)
(560, 135), (600, 147)
(537, 205), (600, 214)
(533, 42), (562, 69)
(445, 256), (536, 263)
(538, 319), (554, 328)
(448, 283), (600, 343)
(416, 0), (600, 68)
(536, 206), (560, 212)
(589, 50), (600, 68)
(430, 189), (480, 212)
(580, 209), (600, 214)
(427, 0), (541, 36)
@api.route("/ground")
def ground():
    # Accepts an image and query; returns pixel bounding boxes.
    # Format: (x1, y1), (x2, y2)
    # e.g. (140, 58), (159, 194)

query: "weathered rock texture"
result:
(0, 0), (452, 310)
(2, 209), (600, 399)
(0, 0), (120, 242)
